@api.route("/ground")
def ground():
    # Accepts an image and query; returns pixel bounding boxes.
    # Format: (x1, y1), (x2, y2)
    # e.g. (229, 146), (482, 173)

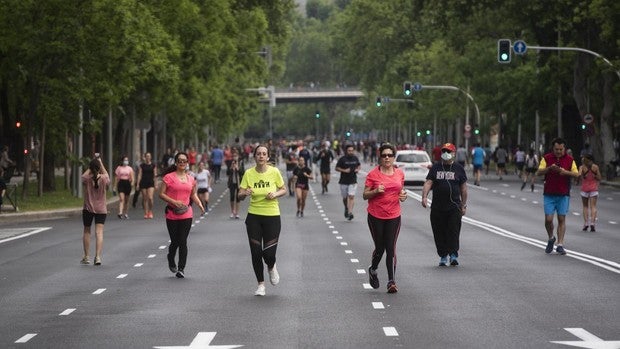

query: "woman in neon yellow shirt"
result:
(238, 144), (287, 296)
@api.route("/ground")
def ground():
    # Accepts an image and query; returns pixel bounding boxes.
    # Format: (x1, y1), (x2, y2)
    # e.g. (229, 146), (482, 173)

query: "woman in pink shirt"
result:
(81, 157), (110, 266)
(579, 154), (601, 232)
(362, 143), (408, 293)
(114, 155), (134, 219)
(159, 152), (205, 278)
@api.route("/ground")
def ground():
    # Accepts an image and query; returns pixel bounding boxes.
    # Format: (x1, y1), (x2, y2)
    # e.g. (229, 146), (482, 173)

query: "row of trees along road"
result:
(0, 0), (294, 197)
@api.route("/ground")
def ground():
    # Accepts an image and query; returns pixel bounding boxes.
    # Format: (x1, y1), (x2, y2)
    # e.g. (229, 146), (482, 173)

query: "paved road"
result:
(1, 166), (619, 348)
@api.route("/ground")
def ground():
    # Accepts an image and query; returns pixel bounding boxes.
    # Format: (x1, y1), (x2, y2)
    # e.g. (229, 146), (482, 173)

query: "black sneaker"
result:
(368, 266), (379, 289)
(347, 213), (354, 221)
(167, 254), (177, 273)
(449, 253), (459, 266)
(545, 236), (556, 254)
(176, 269), (185, 278)
(344, 209), (349, 218)
(556, 245), (566, 255)
(520, 182), (526, 191)
(590, 225), (596, 232)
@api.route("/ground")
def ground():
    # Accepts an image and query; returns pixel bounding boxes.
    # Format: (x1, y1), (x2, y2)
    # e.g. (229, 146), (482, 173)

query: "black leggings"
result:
(245, 213), (281, 283)
(367, 214), (401, 282)
(430, 209), (461, 257)
(166, 218), (193, 270)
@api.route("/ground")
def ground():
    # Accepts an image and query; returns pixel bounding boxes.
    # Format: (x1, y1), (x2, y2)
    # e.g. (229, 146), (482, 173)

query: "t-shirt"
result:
(425, 162), (467, 211)
(211, 148), (224, 165)
(471, 147), (485, 166)
(336, 155), (361, 184)
(194, 170), (210, 189)
(365, 166), (405, 219)
(240, 166), (285, 216)
(293, 166), (312, 186)
(82, 173), (110, 214)
(115, 165), (134, 181)
(162, 172), (196, 220)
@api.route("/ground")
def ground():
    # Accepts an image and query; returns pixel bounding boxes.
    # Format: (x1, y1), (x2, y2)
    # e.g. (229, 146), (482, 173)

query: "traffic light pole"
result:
(524, 45), (620, 81)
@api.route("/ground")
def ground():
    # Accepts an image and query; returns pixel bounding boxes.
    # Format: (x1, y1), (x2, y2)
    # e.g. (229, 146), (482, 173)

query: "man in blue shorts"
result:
(536, 138), (579, 255)
(471, 143), (485, 186)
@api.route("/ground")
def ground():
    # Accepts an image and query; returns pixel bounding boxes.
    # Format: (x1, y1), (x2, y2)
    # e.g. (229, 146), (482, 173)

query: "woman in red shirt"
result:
(579, 154), (601, 231)
(363, 143), (408, 293)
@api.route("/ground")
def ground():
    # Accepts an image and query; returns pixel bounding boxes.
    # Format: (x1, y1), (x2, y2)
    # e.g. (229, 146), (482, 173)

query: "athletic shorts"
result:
(340, 183), (357, 197)
(83, 209), (107, 226)
(580, 191), (598, 198)
(497, 163), (506, 169)
(526, 167), (537, 174)
(516, 162), (524, 171)
(197, 188), (208, 194)
(473, 164), (482, 172)
(139, 180), (155, 189)
(543, 195), (570, 216)
(286, 171), (294, 180)
(296, 183), (308, 190)
(117, 179), (132, 195)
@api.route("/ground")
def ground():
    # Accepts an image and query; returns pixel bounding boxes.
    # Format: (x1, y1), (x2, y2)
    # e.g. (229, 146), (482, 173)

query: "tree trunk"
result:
(598, 72), (615, 167)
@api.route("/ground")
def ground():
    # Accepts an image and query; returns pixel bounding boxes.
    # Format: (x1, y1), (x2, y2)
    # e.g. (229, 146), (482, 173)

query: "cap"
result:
(441, 143), (456, 152)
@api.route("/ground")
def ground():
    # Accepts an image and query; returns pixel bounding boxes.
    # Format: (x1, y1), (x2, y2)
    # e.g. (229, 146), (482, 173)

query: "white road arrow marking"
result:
(153, 332), (243, 349)
(551, 328), (620, 349)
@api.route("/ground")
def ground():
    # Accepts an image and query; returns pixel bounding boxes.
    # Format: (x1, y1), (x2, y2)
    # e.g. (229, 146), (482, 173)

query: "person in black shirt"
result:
(335, 143), (361, 221)
(293, 157), (313, 217)
(422, 143), (468, 267)
(318, 143), (334, 194)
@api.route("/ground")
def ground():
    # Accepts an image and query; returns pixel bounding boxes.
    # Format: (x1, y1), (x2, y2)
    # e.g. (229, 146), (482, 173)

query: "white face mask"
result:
(123, 160), (129, 166)
(441, 152), (453, 161)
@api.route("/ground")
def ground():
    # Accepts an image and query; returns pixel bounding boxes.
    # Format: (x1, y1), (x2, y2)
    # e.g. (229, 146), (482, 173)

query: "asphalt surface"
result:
(1, 165), (619, 348)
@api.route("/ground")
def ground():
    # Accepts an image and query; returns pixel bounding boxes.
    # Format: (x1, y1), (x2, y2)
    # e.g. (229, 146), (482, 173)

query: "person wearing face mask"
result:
(114, 155), (134, 219)
(422, 143), (468, 266)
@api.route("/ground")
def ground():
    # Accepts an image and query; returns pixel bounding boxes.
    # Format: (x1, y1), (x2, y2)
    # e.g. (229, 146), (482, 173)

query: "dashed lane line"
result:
(59, 308), (76, 316)
(15, 333), (37, 343)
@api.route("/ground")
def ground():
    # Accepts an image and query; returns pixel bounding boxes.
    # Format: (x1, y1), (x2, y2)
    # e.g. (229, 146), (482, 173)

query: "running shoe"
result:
(80, 256), (90, 265)
(144, 213), (149, 219)
(344, 209), (349, 218)
(296, 211), (300, 218)
(582, 225), (588, 231)
(118, 214), (123, 219)
(520, 182), (526, 191)
(368, 266), (379, 289)
(94, 256), (102, 266)
(300, 211), (303, 218)
(167, 254), (177, 273)
(148, 211), (153, 219)
(230, 214), (235, 219)
(439, 256), (448, 266)
(545, 236), (556, 254)
(254, 284), (266, 296)
(556, 245), (566, 255)
(449, 253), (459, 266)
(347, 213), (354, 221)
(123, 214), (129, 219)
(268, 265), (279, 285)
(235, 215), (240, 220)
(590, 225), (596, 232)
(387, 281), (398, 294)
(176, 269), (185, 278)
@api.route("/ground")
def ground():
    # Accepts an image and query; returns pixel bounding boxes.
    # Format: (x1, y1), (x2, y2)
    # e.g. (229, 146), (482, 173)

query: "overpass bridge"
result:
(257, 87), (365, 104)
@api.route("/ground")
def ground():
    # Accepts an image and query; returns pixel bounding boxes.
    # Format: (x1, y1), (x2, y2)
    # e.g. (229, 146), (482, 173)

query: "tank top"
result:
(581, 169), (599, 192)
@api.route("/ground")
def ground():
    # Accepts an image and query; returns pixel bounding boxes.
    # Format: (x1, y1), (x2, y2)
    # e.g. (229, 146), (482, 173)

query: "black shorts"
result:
(139, 180), (155, 189)
(83, 209), (107, 226)
(526, 167), (537, 173)
(117, 180), (132, 195)
(229, 186), (240, 202)
(197, 188), (208, 194)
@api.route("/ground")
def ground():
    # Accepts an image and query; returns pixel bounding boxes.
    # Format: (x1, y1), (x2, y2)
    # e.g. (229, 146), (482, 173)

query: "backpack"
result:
(526, 154), (538, 168)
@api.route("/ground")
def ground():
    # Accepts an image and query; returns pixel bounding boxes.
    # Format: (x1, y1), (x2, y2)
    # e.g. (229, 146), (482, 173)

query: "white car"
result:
(394, 150), (432, 185)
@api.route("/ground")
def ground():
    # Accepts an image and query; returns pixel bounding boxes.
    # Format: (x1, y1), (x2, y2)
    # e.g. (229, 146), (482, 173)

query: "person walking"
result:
(210, 144), (224, 183)
(494, 145), (508, 180)
(137, 152), (157, 219)
(521, 148), (539, 191)
(227, 157), (244, 219)
(238, 144), (287, 296)
(471, 143), (485, 186)
(336, 143), (361, 221)
(159, 152), (205, 278)
(363, 143), (407, 293)
(194, 162), (213, 213)
(114, 155), (134, 219)
(536, 138), (580, 255)
(318, 142), (334, 194)
(293, 156), (313, 217)
(579, 154), (601, 232)
(81, 157), (110, 266)
(422, 143), (468, 266)
(514, 145), (526, 177)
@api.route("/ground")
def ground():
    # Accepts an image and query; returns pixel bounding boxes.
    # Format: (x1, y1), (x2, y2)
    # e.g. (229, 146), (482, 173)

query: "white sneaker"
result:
(268, 264), (280, 285)
(254, 284), (266, 296)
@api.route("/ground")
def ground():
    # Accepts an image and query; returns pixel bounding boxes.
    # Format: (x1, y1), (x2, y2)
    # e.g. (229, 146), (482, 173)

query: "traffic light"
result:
(497, 39), (511, 63)
(403, 81), (412, 96)
(425, 129), (431, 135)
(345, 130), (351, 138)
(416, 131), (421, 137)
(474, 124), (480, 135)
(16, 121), (21, 128)
(375, 97), (382, 107)
(315, 110), (320, 119)
(581, 123), (586, 130)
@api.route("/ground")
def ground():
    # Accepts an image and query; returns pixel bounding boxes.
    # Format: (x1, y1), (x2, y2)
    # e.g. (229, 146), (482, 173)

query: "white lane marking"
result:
(0, 227), (52, 244)
(572, 212), (580, 216)
(407, 190), (620, 274)
(345, 250), (353, 254)
(159, 246), (167, 250)
(117, 274), (128, 279)
(15, 333), (37, 343)
(521, 198), (527, 201)
(92, 288), (106, 295)
(332, 230), (339, 234)
(372, 302), (385, 309)
(153, 331), (243, 349)
(134, 263), (144, 267)
(326, 221), (332, 224)
(59, 308), (76, 316)
(362, 283), (372, 289)
(319, 210), (324, 213)
(328, 225), (335, 229)
(383, 327), (399, 336)
(533, 200), (539, 204)
(323, 217), (329, 221)
(609, 221), (617, 225)
(510, 195), (516, 198)
(356, 269), (366, 274)
(336, 236), (343, 240)
(148, 254), (156, 258)
(350, 259), (359, 263)
(340, 242), (348, 246)
(550, 327), (620, 348)
(321, 214), (326, 217)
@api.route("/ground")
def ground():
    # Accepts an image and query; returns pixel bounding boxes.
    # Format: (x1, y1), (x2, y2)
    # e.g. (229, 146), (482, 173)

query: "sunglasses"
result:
(177, 159), (188, 163)
(380, 153), (395, 158)
(441, 149), (452, 153)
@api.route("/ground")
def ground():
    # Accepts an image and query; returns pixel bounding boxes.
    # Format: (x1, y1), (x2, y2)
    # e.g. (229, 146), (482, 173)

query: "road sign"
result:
(413, 82), (422, 92)
(464, 124), (471, 131)
(513, 40), (527, 55)
(583, 113), (594, 124)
